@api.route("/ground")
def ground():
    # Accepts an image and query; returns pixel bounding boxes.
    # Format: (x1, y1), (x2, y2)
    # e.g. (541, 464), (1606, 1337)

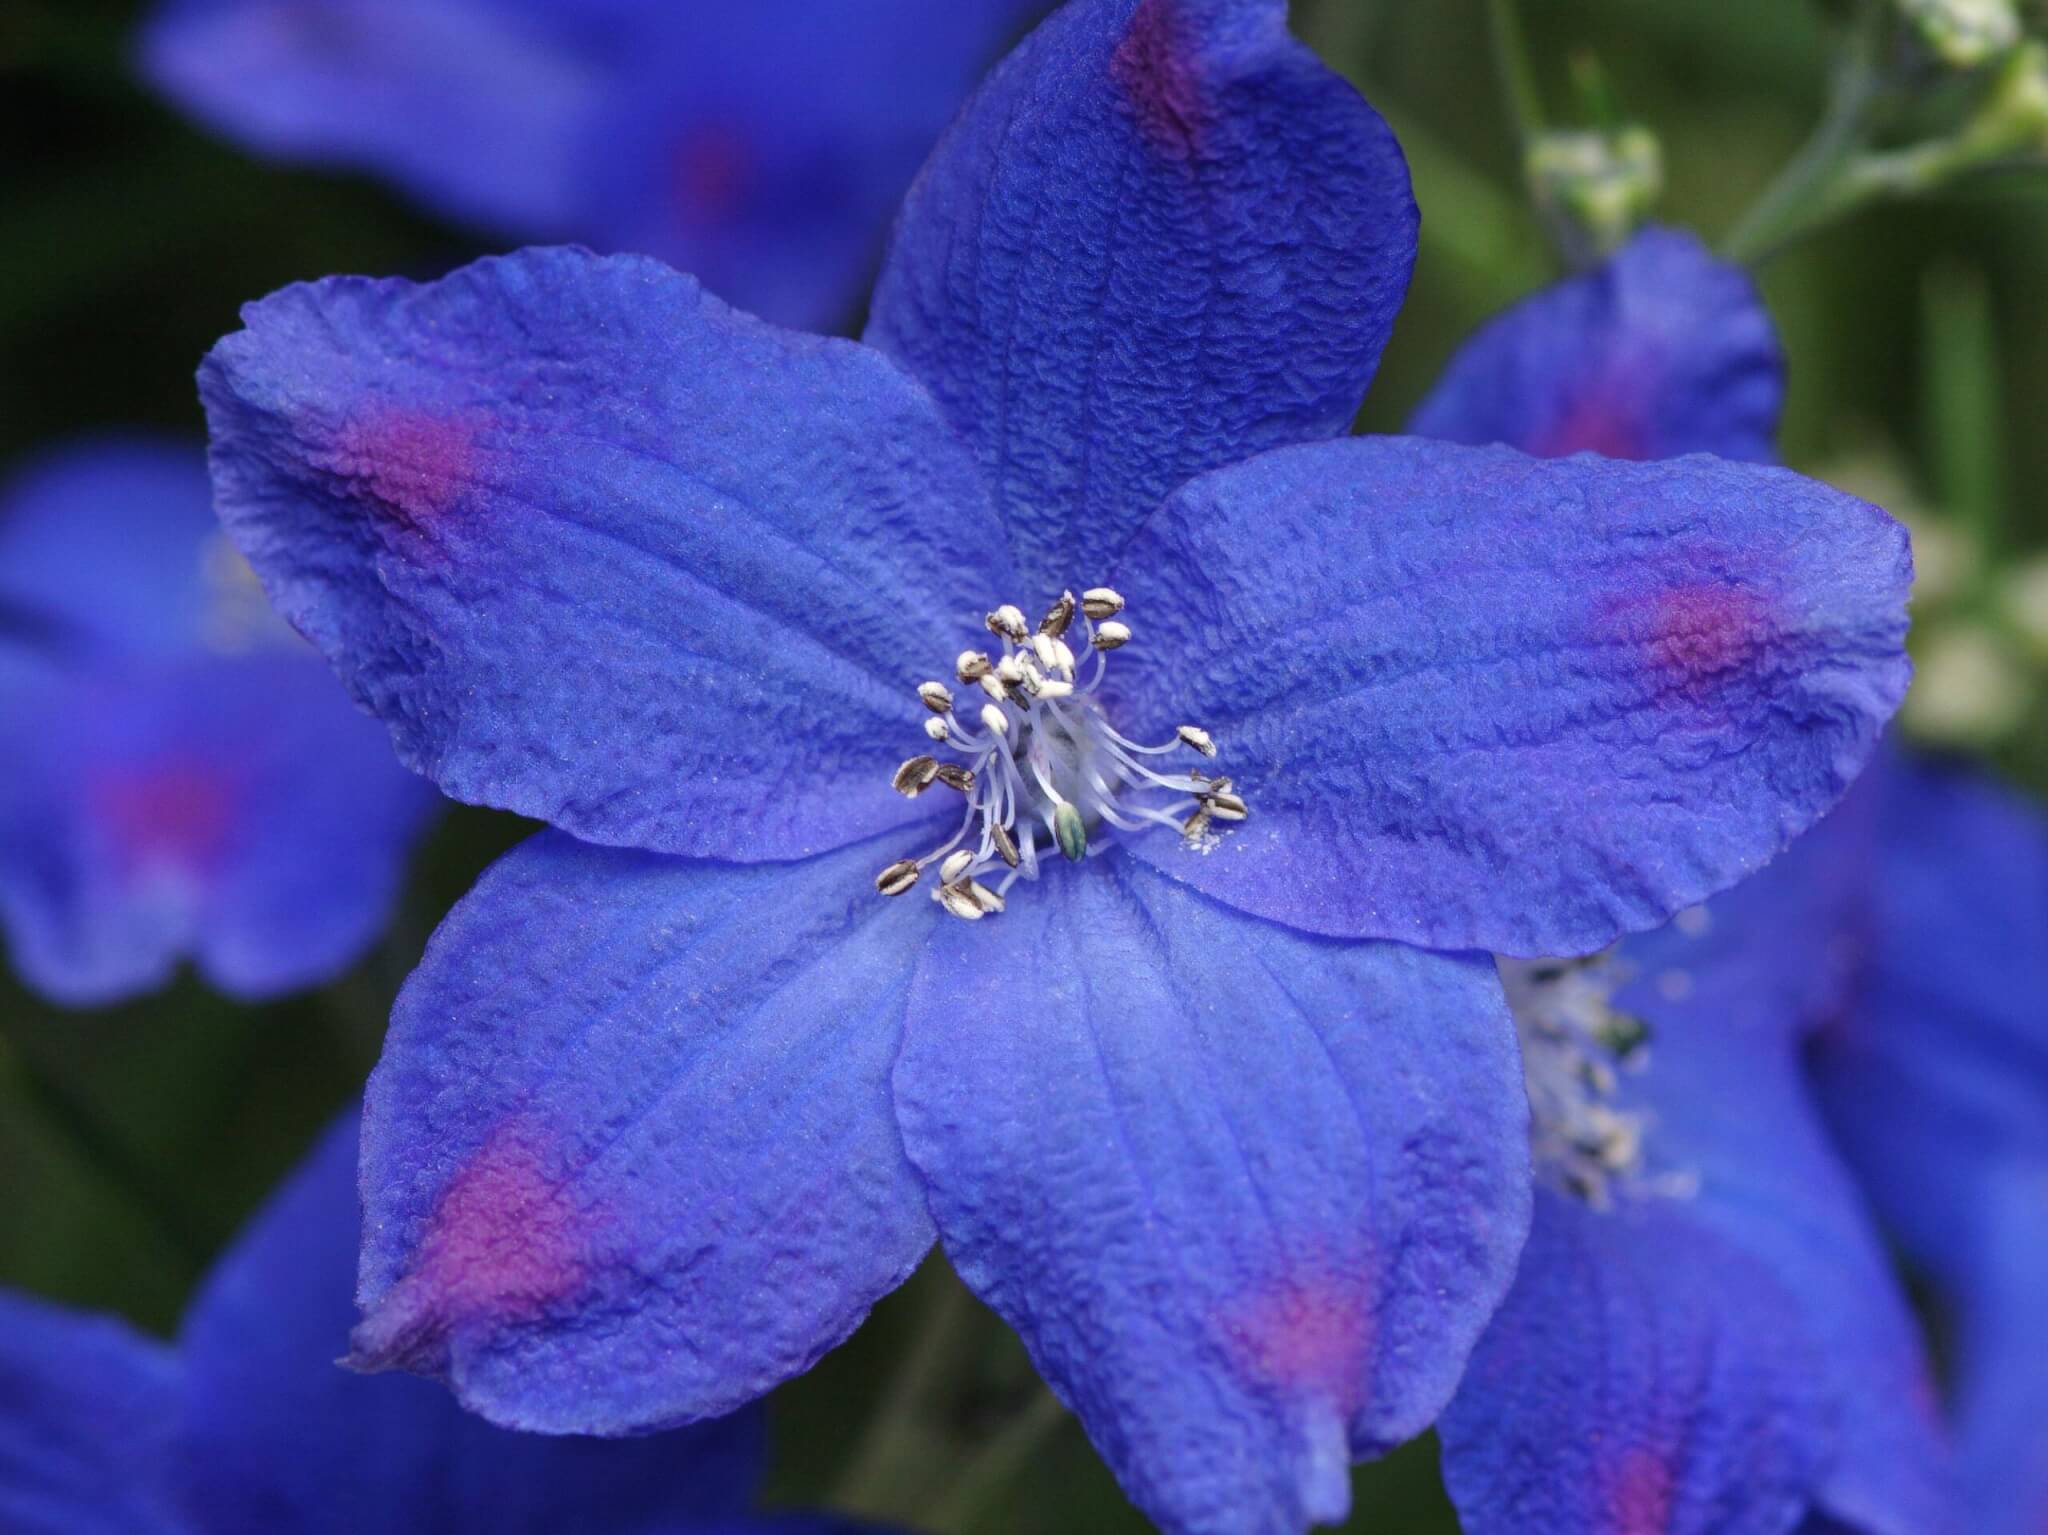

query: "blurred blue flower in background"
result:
(139, 0), (1046, 330)
(0, 1109), (888, 1535)
(0, 441), (435, 1007)
(192, 1), (1915, 1531)
(1806, 751), (2048, 1535)
(1411, 227), (1953, 1535)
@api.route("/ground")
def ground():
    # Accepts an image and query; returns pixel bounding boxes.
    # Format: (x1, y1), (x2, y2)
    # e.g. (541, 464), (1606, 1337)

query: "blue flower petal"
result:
(866, 0), (1416, 593)
(1615, 921), (1956, 1535)
(0, 1290), (187, 1535)
(201, 247), (1007, 862)
(0, 438), (221, 661)
(892, 855), (1528, 1535)
(573, 0), (1045, 331)
(1811, 754), (2048, 1277)
(0, 653), (434, 1006)
(1408, 227), (1784, 463)
(1947, 1159), (2048, 1535)
(1113, 436), (1912, 955)
(1440, 1190), (1829, 1535)
(141, 0), (600, 235)
(144, 0), (1037, 331)
(174, 1111), (767, 1535)
(351, 830), (937, 1433)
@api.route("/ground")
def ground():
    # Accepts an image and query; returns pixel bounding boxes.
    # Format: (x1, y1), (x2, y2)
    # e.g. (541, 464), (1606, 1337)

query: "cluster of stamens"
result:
(874, 586), (1246, 920)
(1498, 954), (1656, 1207)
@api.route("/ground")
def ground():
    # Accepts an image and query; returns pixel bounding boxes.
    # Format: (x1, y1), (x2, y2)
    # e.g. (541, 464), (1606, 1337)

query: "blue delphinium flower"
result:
(0, 1109), (886, 1535)
(140, 0), (1044, 329)
(0, 439), (435, 1006)
(1805, 751), (2048, 1535)
(1410, 227), (1953, 1535)
(195, 5), (1913, 1531)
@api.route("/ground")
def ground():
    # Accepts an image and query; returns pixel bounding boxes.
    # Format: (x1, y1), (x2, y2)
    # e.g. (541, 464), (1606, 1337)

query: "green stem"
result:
(1487, 0), (1547, 149)
(1722, 5), (1888, 264)
(831, 1276), (979, 1513)
(927, 1389), (1070, 1533)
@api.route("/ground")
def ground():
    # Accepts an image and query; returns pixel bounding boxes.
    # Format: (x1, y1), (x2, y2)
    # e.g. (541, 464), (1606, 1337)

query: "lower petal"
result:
(0, 1290), (186, 1535)
(1441, 1191), (1829, 1535)
(352, 831), (938, 1433)
(892, 854), (1527, 1535)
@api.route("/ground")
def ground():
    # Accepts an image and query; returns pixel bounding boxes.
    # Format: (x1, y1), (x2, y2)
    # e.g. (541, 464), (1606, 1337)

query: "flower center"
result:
(873, 585), (1246, 920)
(1499, 954), (1658, 1207)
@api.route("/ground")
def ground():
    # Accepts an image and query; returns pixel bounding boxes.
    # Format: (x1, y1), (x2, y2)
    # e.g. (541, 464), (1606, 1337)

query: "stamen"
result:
(1499, 954), (1690, 1208)
(876, 583), (1251, 919)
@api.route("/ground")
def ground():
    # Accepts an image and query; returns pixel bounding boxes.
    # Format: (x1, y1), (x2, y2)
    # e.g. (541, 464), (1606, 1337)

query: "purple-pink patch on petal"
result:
(1643, 583), (1774, 695)
(92, 760), (234, 873)
(1222, 1264), (1376, 1414)
(1110, 0), (1211, 157)
(1536, 390), (1647, 461)
(1606, 1446), (1675, 1534)
(672, 123), (754, 223)
(325, 408), (479, 531)
(351, 1121), (594, 1375)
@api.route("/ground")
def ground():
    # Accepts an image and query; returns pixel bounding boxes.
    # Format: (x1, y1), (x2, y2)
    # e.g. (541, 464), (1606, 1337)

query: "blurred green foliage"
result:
(1, 1), (2042, 1531)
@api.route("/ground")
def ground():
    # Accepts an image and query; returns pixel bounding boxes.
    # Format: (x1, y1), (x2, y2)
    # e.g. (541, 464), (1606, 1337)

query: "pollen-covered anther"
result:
(1040, 591), (1076, 638)
(1081, 587), (1125, 620)
(893, 755), (939, 796)
(877, 583), (1251, 920)
(987, 604), (1029, 642)
(1499, 954), (1677, 1208)
(876, 859), (921, 896)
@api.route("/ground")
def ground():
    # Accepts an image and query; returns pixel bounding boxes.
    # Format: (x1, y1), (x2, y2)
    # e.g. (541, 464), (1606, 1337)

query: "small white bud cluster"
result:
(875, 584), (1247, 919)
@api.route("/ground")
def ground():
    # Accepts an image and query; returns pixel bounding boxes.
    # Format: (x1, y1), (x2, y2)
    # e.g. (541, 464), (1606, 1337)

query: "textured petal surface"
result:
(866, 0), (1416, 593)
(141, 0), (598, 233)
(0, 653), (434, 1006)
(1440, 1189), (1827, 1535)
(176, 1112), (765, 1535)
(893, 854), (1528, 1535)
(1408, 227), (1784, 463)
(353, 830), (938, 1432)
(201, 247), (1007, 862)
(1113, 436), (1912, 955)
(1616, 904), (1956, 1535)
(0, 1291), (188, 1535)
(0, 438), (224, 660)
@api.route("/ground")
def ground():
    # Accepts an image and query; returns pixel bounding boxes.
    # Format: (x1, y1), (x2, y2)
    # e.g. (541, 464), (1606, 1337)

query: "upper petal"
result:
(1408, 227), (1784, 463)
(352, 829), (937, 1432)
(1440, 1191), (1829, 1535)
(200, 246), (1007, 862)
(0, 652), (434, 1007)
(1113, 436), (1912, 955)
(174, 1111), (766, 1535)
(865, 0), (1416, 593)
(892, 854), (1528, 1535)
(0, 1290), (188, 1535)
